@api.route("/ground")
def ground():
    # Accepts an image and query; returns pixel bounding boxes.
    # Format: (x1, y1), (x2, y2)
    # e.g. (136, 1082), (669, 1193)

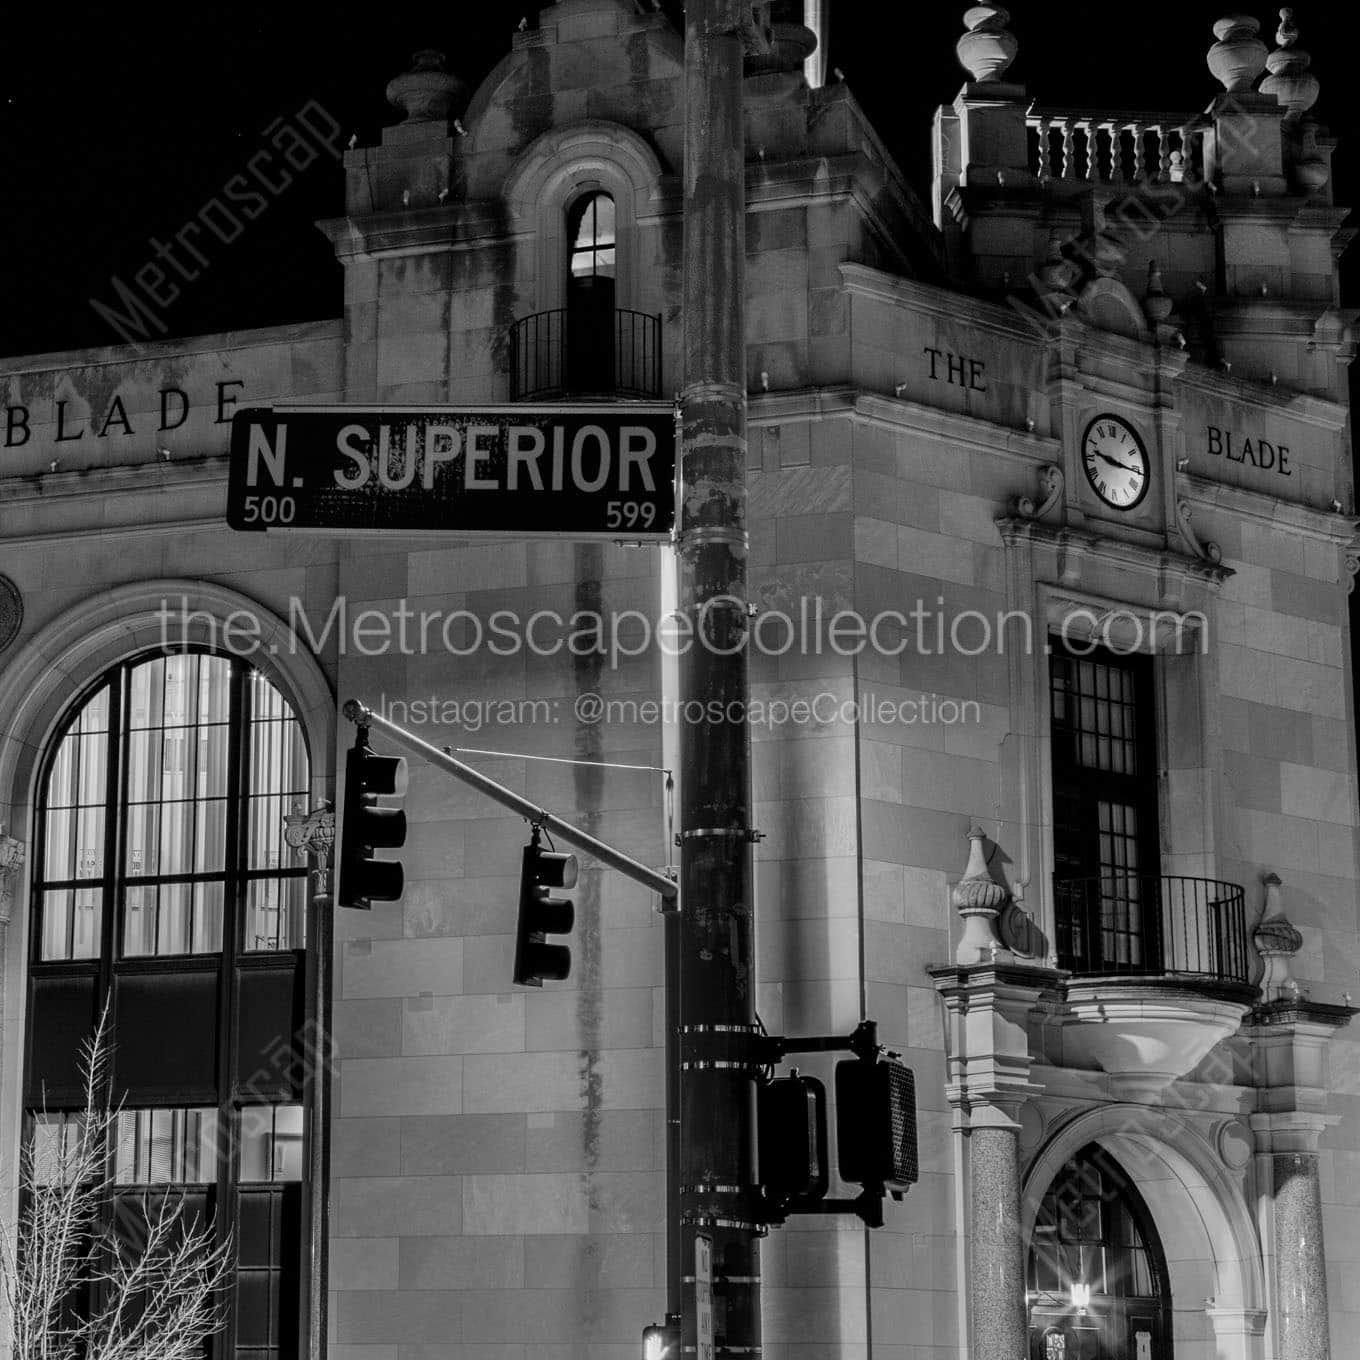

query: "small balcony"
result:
(1055, 873), (1250, 984)
(1054, 874), (1254, 1097)
(508, 307), (662, 402)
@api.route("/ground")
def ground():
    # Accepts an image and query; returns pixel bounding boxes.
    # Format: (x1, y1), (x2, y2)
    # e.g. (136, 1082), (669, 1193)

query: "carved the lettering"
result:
(1204, 424), (1293, 478)
(924, 346), (987, 392)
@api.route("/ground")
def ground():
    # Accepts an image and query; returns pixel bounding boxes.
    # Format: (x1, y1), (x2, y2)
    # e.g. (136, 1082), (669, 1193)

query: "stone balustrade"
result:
(1027, 107), (1205, 185)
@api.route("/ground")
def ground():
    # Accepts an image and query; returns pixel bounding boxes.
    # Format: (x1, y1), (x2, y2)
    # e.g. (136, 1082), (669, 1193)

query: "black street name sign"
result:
(227, 404), (675, 539)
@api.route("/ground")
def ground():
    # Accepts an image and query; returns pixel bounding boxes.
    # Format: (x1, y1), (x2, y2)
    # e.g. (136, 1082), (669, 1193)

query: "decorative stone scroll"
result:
(0, 827), (26, 925)
(1012, 464), (1064, 522)
(284, 801), (336, 902)
(1176, 499), (1224, 565)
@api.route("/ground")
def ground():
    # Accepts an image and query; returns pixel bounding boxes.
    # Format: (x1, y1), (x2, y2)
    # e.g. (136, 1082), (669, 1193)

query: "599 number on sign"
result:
(604, 501), (656, 529)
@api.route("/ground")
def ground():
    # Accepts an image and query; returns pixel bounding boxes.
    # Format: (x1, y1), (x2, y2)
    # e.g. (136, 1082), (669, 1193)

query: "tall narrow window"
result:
(565, 191), (616, 393)
(1050, 641), (1160, 973)
(27, 649), (312, 1360)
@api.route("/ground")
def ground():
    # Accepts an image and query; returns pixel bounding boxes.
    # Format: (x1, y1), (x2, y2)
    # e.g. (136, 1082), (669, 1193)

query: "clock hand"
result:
(1096, 451), (1140, 474)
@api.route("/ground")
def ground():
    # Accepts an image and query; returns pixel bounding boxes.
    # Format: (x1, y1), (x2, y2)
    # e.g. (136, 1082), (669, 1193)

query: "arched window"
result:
(565, 190), (616, 393)
(27, 649), (312, 1360)
(1027, 1144), (1172, 1359)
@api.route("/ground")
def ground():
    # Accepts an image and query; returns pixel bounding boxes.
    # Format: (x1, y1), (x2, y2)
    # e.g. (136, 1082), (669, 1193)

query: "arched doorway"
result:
(1027, 1143), (1173, 1359)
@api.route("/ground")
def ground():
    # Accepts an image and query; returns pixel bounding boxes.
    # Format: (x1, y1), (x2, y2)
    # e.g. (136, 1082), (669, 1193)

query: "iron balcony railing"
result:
(1054, 874), (1250, 983)
(509, 307), (662, 401)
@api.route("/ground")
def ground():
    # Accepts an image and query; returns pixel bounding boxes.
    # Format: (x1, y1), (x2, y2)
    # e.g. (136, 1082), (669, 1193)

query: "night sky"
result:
(1, 1), (1358, 359)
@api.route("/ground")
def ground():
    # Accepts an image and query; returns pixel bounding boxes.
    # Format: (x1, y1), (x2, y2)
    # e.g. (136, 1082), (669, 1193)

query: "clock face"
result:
(1081, 415), (1149, 510)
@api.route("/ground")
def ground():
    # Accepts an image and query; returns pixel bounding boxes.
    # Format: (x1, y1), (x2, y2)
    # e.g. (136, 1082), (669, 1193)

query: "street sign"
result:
(695, 1234), (714, 1360)
(227, 403), (675, 539)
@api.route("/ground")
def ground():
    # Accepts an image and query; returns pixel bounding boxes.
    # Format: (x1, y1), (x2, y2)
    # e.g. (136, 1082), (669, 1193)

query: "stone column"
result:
(969, 1120), (1028, 1360)
(1272, 1150), (1329, 1358)
(1244, 890), (1355, 1360)
(932, 827), (1057, 1360)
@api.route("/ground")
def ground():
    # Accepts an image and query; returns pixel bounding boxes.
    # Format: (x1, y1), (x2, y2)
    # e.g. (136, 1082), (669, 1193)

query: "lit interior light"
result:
(1069, 1281), (1091, 1313)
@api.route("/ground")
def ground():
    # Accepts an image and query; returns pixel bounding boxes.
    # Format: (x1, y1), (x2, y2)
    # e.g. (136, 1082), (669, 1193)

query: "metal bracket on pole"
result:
(752, 1018), (880, 1067)
(342, 699), (678, 901)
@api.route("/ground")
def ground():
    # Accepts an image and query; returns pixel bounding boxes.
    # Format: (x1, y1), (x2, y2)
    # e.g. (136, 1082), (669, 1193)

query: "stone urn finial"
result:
(1144, 261), (1174, 324)
(1262, 8), (1320, 122)
(386, 49), (467, 125)
(957, 4), (1019, 84)
(1208, 14), (1269, 92)
(1253, 872), (1305, 1001)
(951, 823), (1012, 965)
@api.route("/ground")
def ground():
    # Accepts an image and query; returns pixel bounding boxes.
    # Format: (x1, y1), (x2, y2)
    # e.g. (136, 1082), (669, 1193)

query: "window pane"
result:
(40, 889), (72, 959)
(128, 657), (164, 729)
(114, 1107), (218, 1184)
(31, 1113), (86, 1185)
(41, 888), (103, 961)
(158, 797), (196, 876)
(195, 798), (228, 873)
(162, 655), (191, 725)
(125, 726), (159, 806)
(240, 1105), (304, 1183)
(197, 725), (231, 800)
(593, 194), (615, 244)
(123, 884), (158, 957)
(245, 877), (307, 952)
(45, 808), (74, 882)
(200, 657), (232, 723)
(157, 882), (192, 954)
(195, 881), (225, 953)
(75, 806), (105, 880)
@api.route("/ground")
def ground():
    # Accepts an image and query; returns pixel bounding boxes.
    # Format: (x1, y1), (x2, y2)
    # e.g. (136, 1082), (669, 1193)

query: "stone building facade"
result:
(0, 3), (1357, 1359)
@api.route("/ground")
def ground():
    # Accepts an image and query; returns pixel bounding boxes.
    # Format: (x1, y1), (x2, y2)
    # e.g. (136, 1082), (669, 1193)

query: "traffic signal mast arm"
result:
(342, 700), (678, 901)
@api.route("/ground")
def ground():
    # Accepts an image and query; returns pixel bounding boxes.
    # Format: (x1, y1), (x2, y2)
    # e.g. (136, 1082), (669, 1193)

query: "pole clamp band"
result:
(680, 1023), (772, 1073)
(676, 827), (765, 844)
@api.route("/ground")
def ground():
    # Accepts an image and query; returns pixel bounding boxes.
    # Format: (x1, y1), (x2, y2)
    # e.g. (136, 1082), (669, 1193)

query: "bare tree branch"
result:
(0, 1003), (234, 1360)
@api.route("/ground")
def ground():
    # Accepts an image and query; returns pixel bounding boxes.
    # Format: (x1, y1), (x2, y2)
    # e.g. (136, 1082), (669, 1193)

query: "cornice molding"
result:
(995, 516), (1235, 588)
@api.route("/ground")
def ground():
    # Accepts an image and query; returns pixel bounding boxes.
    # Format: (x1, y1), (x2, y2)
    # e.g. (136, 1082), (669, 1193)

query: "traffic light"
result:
(513, 828), (576, 986)
(642, 1315), (680, 1360)
(834, 1054), (918, 1196)
(758, 1072), (828, 1206)
(336, 726), (408, 910)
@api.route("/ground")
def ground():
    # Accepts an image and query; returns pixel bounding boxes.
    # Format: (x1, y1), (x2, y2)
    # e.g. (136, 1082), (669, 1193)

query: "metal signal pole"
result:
(677, 1), (763, 1356)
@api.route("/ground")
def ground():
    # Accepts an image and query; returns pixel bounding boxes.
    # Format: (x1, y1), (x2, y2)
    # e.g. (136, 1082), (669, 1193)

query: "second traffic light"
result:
(513, 828), (577, 986)
(337, 727), (408, 910)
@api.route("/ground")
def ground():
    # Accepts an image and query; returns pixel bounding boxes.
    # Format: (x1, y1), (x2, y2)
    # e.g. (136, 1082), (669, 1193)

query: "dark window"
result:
(26, 650), (311, 1360)
(1050, 641), (1160, 972)
(1027, 1145), (1172, 1359)
(565, 191), (616, 393)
